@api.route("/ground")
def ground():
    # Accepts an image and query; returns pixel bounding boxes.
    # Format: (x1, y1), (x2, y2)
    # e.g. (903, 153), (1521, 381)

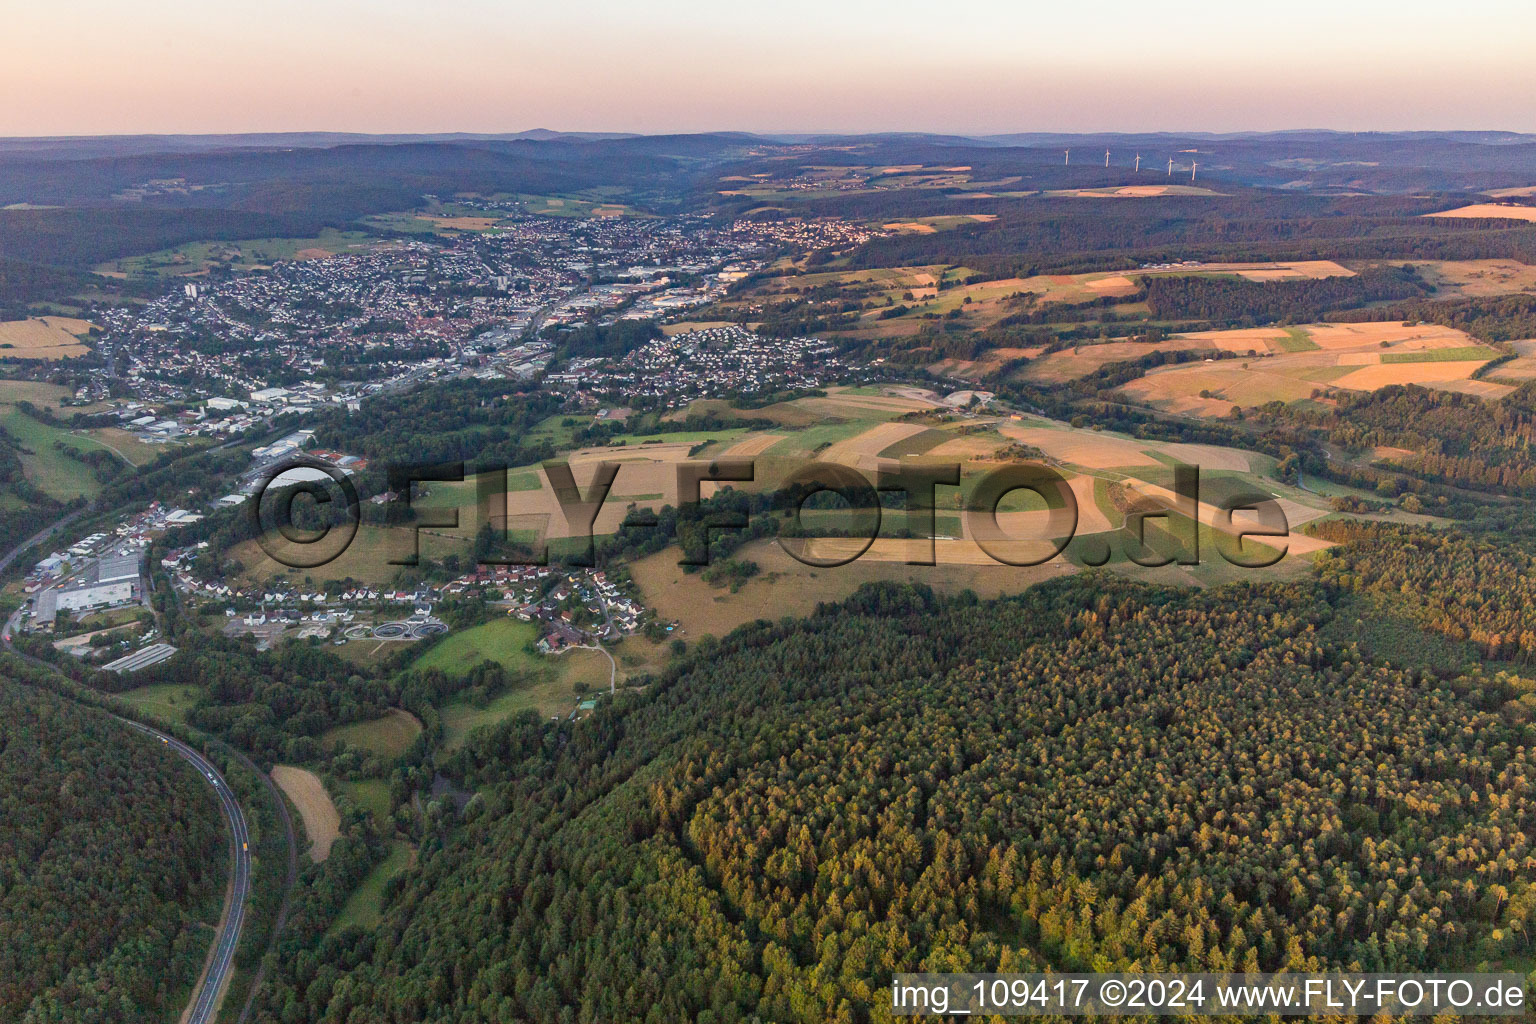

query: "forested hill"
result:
(0, 674), (224, 1023)
(252, 578), (1536, 1024)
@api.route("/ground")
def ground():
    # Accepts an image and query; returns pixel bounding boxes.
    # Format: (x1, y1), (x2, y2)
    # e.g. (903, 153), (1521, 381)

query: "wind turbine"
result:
(1064, 148), (1070, 166)
(1134, 153), (1141, 173)
(1167, 158), (1174, 178)
(1104, 149), (1110, 168)
(1191, 162), (1198, 183)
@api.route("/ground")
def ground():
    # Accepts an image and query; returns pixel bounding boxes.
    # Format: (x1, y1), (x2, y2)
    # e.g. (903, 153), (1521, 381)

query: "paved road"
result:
(1, 566), (253, 1024)
(0, 505), (89, 574)
(119, 721), (251, 1024)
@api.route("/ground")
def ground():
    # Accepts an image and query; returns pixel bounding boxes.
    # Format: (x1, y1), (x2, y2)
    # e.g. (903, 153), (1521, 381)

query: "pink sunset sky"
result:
(4, 0), (1534, 136)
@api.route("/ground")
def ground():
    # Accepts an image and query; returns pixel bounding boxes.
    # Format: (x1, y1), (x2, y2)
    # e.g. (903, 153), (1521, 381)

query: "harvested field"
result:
(424, 216), (500, 230)
(1140, 260), (1354, 282)
(926, 434), (1006, 459)
(0, 316), (93, 359)
(1410, 259), (1536, 298)
(1332, 361), (1492, 390)
(998, 423), (1158, 468)
(1086, 275), (1137, 295)
(1490, 339), (1536, 380)
(631, 538), (1068, 638)
(273, 765), (341, 863)
(1118, 477), (1330, 558)
(1119, 366), (1318, 415)
(1120, 321), (1495, 417)
(877, 428), (952, 459)
(1281, 323), (1474, 352)
(821, 422), (929, 467)
(1425, 204), (1536, 222)
(795, 394), (934, 417)
(489, 442), (709, 537)
(1427, 379), (1516, 399)
(1145, 441), (1253, 473)
(1052, 185), (1223, 198)
(1176, 328), (1293, 354)
(1018, 339), (1205, 383)
(722, 433), (784, 457)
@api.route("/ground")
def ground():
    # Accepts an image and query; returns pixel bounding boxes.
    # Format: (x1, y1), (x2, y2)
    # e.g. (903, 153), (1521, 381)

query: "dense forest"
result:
(242, 578), (1536, 1023)
(312, 380), (564, 469)
(1261, 384), (1536, 496)
(1142, 266), (1428, 325)
(0, 675), (223, 1023)
(1314, 519), (1536, 664)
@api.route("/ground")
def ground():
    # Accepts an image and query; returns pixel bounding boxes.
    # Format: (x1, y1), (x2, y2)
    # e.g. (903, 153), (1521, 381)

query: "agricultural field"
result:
(717, 164), (1022, 202)
(1018, 338), (1210, 383)
(880, 214), (998, 233)
(659, 320), (741, 336)
(439, 645), (612, 746)
(85, 427), (168, 466)
(272, 765), (341, 863)
(927, 346), (1041, 379)
(1488, 338), (1536, 382)
(0, 316), (94, 359)
(230, 522), (473, 588)
(420, 215), (501, 231)
(631, 538), (1069, 640)
(96, 228), (377, 278)
(322, 709), (422, 759)
(339, 779), (393, 821)
(0, 405), (120, 500)
(330, 841), (413, 932)
(1135, 260), (1355, 282)
(1407, 258), (1536, 297)
(0, 378), (108, 415)
(1116, 321), (1499, 416)
(631, 408), (1335, 639)
(412, 618), (541, 677)
(116, 683), (205, 727)
(1424, 203), (1536, 222)
(517, 194), (644, 218)
(1047, 184), (1225, 198)
(725, 260), (1357, 345)
(0, 381), (166, 494)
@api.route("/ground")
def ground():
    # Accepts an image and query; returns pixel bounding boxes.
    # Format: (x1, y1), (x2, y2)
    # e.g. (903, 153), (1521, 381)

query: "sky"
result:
(5, 0), (1536, 137)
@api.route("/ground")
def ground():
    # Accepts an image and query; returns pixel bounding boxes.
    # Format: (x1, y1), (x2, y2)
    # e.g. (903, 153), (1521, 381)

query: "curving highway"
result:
(1, 592), (253, 1024)
(118, 720), (251, 1024)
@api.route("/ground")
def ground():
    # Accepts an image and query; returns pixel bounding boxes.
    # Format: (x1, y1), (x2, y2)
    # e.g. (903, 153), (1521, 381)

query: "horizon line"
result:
(3, 127), (1536, 143)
